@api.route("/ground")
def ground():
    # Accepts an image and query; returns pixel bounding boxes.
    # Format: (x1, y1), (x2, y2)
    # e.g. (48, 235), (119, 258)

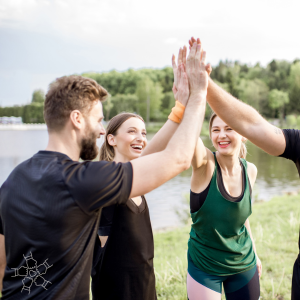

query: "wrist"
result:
(168, 101), (186, 124)
(189, 91), (207, 100)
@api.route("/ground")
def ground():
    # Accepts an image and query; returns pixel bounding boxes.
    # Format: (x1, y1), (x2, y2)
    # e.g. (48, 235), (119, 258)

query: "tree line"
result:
(0, 59), (300, 124)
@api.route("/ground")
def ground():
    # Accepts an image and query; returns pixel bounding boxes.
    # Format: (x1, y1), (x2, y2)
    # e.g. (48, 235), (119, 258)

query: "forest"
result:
(0, 59), (299, 125)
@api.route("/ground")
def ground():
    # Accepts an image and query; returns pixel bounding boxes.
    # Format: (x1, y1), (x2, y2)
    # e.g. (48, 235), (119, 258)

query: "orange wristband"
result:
(168, 101), (186, 123)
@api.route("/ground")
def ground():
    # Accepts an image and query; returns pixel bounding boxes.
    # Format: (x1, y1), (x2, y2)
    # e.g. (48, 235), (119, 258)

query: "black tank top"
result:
(93, 196), (157, 300)
(190, 158), (252, 213)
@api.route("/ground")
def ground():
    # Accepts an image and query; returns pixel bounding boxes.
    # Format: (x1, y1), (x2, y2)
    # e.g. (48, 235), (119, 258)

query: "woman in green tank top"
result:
(186, 112), (262, 300)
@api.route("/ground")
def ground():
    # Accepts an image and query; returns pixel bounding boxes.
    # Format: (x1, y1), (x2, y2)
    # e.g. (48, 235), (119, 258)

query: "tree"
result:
(106, 94), (139, 119)
(135, 77), (163, 123)
(31, 89), (45, 104)
(238, 79), (269, 114)
(287, 62), (300, 114)
(268, 89), (289, 122)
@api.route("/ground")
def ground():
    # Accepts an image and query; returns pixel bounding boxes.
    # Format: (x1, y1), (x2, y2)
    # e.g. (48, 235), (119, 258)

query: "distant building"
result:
(0, 116), (23, 124)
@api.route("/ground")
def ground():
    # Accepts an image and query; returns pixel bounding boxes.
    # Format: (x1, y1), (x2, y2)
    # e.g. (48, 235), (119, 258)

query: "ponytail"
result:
(99, 142), (115, 162)
(239, 142), (247, 159)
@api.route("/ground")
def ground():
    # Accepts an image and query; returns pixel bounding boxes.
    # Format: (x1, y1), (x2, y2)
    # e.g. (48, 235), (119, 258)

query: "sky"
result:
(0, 0), (300, 106)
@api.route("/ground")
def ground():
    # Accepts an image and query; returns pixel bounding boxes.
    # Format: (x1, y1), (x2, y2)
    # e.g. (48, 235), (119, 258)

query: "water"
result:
(0, 129), (299, 230)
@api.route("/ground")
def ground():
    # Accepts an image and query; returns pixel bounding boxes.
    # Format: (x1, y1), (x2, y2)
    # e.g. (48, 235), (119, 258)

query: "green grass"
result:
(153, 194), (300, 300)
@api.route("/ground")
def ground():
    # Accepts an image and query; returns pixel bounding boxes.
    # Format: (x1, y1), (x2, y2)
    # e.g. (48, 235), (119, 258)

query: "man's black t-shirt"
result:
(0, 151), (132, 300)
(280, 129), (300, 253)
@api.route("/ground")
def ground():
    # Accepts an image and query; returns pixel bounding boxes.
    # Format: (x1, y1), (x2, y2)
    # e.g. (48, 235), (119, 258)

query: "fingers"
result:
(178, 48), (183, 66)
(178, 63), (182, 81)
(182, 45), (187, 66)
(187, 42), (197, 61)
(172, 54), (177, 69)
(206, 63), (212, 75)
(195, 43), (202, 63)
(200, 51), (206, 70)
(188, 37), (196, 50)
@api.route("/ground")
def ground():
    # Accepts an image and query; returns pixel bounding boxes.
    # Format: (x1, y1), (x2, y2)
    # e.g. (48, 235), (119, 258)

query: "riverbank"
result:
(153, 193), (300, 299)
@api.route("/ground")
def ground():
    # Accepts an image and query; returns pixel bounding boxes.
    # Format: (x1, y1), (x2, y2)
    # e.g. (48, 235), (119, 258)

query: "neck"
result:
(45, 128), (80, 161)
(216, 151), (240, 175)
(113, 152), (130, 164)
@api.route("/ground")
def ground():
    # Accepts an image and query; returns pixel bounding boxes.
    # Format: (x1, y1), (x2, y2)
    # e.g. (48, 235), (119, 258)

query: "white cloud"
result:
(1, 0), (300, 105)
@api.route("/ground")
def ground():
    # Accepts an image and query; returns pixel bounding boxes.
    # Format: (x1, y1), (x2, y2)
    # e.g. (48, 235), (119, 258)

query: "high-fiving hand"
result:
(172, 38), (211, 104)
(185, 39), (209, 97)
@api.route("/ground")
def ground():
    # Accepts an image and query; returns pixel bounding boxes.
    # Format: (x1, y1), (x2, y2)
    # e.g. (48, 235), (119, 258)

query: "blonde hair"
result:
(208, 112), (247, 159)
(99, 112), (144, 162)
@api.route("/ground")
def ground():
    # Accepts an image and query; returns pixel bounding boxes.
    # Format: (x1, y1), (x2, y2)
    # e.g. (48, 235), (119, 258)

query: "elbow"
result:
(175, 157), (191, 172)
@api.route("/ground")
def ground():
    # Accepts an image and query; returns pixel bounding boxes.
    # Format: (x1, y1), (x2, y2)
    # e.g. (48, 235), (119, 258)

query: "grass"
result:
(153, 194), (300, 300)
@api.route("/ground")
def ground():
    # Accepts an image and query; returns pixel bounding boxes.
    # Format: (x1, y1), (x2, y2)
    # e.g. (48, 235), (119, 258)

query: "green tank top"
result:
(188, 153), (256, 276)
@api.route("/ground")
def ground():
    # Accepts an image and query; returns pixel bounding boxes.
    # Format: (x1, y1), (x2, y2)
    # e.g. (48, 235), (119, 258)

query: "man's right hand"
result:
(186, 40), (209, 97)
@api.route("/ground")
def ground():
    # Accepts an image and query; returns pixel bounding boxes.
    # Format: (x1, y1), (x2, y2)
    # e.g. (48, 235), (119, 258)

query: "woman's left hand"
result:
(256, 255), (262, 278)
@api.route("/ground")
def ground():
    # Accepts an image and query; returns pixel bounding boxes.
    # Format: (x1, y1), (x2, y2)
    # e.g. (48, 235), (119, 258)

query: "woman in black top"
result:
(91, 112), (156, 300)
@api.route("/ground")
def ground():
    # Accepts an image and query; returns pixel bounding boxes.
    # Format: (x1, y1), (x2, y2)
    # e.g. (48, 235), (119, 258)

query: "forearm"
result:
(207, 78), (262, 134)
(207, 78), (285, 155)
(245, 219), (257, 254)
(142, 120), (178, 156)
(166, 93), (206, 167)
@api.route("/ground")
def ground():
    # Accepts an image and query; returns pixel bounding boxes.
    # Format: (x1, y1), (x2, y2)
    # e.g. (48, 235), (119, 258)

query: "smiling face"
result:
(210, 116), (245, 157)
(107, 117), (147, 162)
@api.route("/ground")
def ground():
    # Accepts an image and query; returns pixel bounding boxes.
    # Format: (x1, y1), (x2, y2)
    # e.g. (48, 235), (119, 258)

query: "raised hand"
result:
(174, 64), (189, 107)
(172, 46), (188, 103)
(186, 41), (208, 97)
(188, 37), (212, 76)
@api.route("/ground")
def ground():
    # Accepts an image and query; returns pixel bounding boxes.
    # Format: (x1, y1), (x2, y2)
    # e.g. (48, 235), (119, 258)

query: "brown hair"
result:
(44, 75), (109, 131)
(208, 112), (247, 159)
(100, 112), (144, 162)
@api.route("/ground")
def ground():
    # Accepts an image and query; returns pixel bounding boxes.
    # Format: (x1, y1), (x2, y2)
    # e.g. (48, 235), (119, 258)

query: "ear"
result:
(70, 110), (84, 130)
(107, 134), (116, 147)
(241, 136), (247, 143)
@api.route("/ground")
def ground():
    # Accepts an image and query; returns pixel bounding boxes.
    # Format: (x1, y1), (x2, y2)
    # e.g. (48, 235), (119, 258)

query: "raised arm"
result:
(130, 42), (208, 198)
(141, 47), (188, 156)
(188, 37), (285, 156)
(207, 78), (286, 156)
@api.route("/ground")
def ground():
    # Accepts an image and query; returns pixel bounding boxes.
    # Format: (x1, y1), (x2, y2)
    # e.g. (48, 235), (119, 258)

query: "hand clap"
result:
(186, 39), (208, 97)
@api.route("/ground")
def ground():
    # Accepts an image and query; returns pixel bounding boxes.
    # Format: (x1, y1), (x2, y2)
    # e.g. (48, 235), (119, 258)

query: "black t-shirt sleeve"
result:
(98, 205), (115, 236)
(279, 129), (300, 175)
(64, 161), (133, 214)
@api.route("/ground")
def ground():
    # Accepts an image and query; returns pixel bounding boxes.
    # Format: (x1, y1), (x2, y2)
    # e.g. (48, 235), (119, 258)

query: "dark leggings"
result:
(225, 267), (260, 300)
(187, 252), (260, 300)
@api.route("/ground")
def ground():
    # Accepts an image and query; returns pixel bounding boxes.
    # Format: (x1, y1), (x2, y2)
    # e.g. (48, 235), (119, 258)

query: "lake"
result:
(0, 127), (299, 230)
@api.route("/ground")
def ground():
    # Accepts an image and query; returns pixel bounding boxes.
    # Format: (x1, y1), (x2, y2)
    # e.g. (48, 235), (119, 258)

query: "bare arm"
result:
(207, 78), (286, 156)
(141, 120), (178, 156)
(130, 43), (208, 198)
(245, 218), (262, 278)
(0, 234), (6, 292)
(187, 36), (285, 156)
(142, 47), (188, 157)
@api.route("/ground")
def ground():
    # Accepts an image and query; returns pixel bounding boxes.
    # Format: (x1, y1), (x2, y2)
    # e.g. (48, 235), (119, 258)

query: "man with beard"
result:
(0, 41), (209, 300)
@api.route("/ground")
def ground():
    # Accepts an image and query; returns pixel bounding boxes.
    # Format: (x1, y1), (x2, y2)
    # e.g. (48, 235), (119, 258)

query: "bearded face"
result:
(79, 120), (99, 161)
